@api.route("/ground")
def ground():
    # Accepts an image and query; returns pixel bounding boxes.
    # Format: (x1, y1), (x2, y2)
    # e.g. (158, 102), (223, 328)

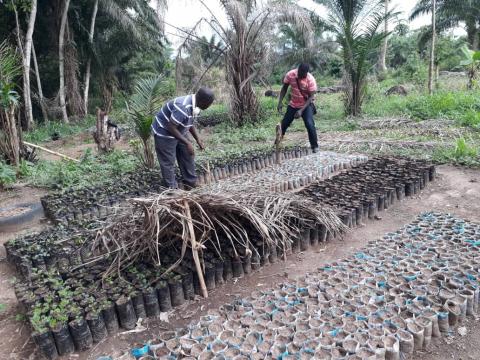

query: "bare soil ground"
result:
(1, 164), (479, 359)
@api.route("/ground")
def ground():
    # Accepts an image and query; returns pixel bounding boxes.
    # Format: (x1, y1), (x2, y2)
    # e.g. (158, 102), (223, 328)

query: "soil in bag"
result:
(169, 275), (186, 307)
(86, 311), (108, 343)
(132, 292), (147, 319)
(115, 296), (137, 330)
(101, 301), (119, 334)
(232, 257), (244, 278)
(33, 330), (59, 359)
(223, 257), (233, 281)
(69, 317), (93, 351)
(143, 287), (161, 317)
(181, 269), (195, 300)
(205, 263), (216, 291)
(51, 322), (75, 355)
(243, 255), (252, 274)
(214, 260), (225, 286)
(156, 280), (173, 312)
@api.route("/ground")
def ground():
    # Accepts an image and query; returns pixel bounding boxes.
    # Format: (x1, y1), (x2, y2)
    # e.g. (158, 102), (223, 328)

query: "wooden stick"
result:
(183, 199), (208, 298)
(206, 161), (211, 185)
(274, 123), (282, 165)
(23, 141), (80, 162)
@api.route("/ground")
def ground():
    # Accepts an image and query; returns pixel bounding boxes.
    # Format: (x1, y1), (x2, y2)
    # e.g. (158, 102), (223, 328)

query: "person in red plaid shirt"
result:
(277, 63), (319, 152)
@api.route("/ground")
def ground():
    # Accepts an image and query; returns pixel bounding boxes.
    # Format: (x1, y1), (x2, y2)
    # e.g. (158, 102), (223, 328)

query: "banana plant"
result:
(459, 44), (480, 89)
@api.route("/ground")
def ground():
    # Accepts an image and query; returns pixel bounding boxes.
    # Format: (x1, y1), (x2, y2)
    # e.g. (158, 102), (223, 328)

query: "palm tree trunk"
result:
(377, 0), (388, 73)
(428, 0), (436, 95)
(83, 0), (99, 115)
(32, 43), (49, 123)
(59, 0), (70, 123)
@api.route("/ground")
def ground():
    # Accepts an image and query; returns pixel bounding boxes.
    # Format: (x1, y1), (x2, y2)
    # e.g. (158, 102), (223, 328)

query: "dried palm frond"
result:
(88, 189), (345, 279)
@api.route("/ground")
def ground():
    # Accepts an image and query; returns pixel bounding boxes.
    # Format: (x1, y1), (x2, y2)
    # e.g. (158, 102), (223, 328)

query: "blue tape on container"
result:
(403, 275), (417, 282)
(277, 351), (289, 360)
(131, 344), (150, 358)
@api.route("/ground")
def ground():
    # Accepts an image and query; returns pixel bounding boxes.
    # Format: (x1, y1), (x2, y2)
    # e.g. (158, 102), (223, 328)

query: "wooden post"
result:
(274, 123), (283, 165)
(183, 200), (208, 298)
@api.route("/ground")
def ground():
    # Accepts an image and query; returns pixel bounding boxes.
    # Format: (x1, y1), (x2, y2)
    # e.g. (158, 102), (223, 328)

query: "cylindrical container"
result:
(101, 302), (119, 335)
(169, 275), (186, 307)
(51, 323), (75, 355)
(215, 261), (225, 285)
(223, 258), (233, 281)
(69, 318), (93, 351)
(132, 292), (147, 319)
(86, 312), (108, 343)
(232, 257), (244, 278)
(143, 287), (161, 317)
(33, 330), (59, 360)
(205, 263), (216, 291)
(300, 229), (310, 251)
(156, 281), (173, 312)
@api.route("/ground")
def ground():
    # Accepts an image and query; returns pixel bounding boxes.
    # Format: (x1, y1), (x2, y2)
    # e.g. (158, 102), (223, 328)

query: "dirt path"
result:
(1, 164), (479, 359)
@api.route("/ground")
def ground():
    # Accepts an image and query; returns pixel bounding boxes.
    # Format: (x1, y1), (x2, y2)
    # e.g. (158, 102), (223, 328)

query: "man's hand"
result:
(186, 142), (195, 156)
(294, 110), (302, 119)
(277, 103), (283, 114)
(197, 139), (205, 151)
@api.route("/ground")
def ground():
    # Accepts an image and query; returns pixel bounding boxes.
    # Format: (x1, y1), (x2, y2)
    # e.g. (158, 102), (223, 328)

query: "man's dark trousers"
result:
(154, 135), (197, 188)
(281, 104), (318, 149)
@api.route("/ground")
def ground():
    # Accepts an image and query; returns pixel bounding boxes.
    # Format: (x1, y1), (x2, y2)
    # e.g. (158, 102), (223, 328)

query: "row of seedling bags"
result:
(7, 156), (436, 289)
(127, 213), (480, 360)
(40, 146), (313, 224)
(301, 156), (436, 228)
(14, 228), (334, 360)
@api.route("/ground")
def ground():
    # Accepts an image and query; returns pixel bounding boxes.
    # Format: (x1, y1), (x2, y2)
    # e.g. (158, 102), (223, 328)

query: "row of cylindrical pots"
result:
(41, 146), (314, 224)
(135, 212), (480, 360)
(202, 152), (368, 193)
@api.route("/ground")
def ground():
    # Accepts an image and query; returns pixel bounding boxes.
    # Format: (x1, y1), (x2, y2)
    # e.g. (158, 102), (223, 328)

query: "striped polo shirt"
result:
(152, 94), (196, 138)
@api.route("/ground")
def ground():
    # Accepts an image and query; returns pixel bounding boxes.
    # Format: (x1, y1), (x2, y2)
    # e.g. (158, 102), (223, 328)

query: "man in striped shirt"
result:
(277, 63), (319, 152)
(152, 87), (214, 188)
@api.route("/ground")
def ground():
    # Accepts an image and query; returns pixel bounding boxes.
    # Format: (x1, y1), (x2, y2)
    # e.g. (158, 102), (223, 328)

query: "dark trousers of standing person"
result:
(154, 135), (197, 189)
(281, 104), (318, 149)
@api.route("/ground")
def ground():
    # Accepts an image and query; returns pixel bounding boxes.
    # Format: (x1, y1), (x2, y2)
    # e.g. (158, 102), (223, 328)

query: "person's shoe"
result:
(312, 147), (319, 153)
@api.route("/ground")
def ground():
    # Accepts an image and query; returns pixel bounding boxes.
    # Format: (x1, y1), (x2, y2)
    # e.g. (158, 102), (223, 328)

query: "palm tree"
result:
(197, 0), (312, 125)
(82, 0), (166, 114)
(126, 76), (165, 168)
(315, 0), (389, 116)
(411, 0), (480, 50)
(0, 41), (22, 166)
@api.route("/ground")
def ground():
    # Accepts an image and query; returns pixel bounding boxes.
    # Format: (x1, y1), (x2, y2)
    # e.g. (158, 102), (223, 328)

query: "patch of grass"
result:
(25, 116), (96, 144)
(26, 149), (138, 189)
(433, 138), (480, 166)
(458, 110), (480, 129)
(364, 89), (480, 121)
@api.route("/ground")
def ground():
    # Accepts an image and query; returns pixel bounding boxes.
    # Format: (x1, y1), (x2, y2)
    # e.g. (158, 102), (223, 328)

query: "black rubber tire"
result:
(0, 202), (44, 231)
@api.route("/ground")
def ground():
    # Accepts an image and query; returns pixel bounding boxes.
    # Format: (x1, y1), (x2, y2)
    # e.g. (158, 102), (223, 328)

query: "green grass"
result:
(433, 138), (480, 167)
(25, 116), (96, 144)
(25, 149), (138, 189)
(364, 82), (480, 121)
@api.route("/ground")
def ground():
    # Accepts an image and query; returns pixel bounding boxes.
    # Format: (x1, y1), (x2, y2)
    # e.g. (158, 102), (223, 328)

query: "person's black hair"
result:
(298, 63), (310, 79)
(196, 87), (215, 110)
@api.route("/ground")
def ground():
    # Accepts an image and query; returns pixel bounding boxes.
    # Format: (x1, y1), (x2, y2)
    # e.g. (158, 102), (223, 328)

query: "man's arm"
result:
(277, 83), (289, 113)
(166, 122), (195, 155)
(298, 93), (314, 115)
(189, 126), (205, 150)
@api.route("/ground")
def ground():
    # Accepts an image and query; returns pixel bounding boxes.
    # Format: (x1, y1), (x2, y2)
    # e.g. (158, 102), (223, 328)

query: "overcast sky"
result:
(163, 0), (433, 48)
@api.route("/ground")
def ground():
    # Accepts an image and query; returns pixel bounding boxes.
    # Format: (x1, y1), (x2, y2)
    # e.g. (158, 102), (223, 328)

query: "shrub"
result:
(0, 161), (16, 189)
